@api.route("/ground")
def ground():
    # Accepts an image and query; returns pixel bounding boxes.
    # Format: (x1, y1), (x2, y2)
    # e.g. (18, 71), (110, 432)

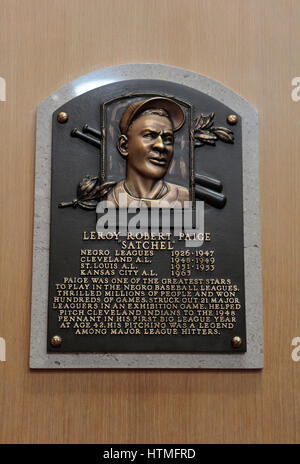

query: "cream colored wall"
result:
(0, 0), (299, 443)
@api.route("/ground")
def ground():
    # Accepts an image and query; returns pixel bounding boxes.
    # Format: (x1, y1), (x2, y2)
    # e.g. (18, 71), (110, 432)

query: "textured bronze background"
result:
(0, 0), (299, 444)
(48, 80), (245, 354)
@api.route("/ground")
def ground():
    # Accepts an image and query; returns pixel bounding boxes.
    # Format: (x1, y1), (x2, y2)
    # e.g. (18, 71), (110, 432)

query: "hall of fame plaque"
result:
(30, 64), (263, 369)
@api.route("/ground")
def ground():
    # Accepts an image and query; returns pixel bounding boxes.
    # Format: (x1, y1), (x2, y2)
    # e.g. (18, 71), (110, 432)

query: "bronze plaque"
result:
(31, 65), (263, 368)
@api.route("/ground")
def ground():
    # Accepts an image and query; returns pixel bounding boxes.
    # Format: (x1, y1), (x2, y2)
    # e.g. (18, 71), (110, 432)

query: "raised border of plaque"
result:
(30, 64), (263, 369)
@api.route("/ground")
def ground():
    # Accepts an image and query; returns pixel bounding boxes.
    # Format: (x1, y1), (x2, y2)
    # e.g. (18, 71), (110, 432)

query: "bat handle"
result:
(195, 173), (223, 192)
(71, 128), (101, 149)
(82, 124), (102, 140)
(195, 185), (226, 209)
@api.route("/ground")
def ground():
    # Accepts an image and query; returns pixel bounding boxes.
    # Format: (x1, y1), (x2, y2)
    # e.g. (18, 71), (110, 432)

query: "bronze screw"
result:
(232, 336), (242, 348)
(50, 335), (62, 347)
(57, 112), (68, 124)
(227, 114), (238, 125)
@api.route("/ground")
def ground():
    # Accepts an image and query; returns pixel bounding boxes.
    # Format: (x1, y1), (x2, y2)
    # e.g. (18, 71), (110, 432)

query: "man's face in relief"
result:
(123, 114), (174, 180)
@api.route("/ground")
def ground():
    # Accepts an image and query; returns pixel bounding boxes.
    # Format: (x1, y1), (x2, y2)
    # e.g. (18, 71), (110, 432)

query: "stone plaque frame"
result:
(30, 64), (263, 369)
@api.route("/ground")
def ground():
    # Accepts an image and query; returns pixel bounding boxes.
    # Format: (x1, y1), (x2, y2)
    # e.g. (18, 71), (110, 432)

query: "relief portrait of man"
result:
(103, 97), (190, 208)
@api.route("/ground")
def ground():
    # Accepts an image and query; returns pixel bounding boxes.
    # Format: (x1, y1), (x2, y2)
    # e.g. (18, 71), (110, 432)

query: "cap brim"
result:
(129, 97), (185, 132)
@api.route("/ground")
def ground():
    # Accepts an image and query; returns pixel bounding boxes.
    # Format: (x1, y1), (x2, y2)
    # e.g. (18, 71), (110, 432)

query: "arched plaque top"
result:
(39, 63), (257, 120)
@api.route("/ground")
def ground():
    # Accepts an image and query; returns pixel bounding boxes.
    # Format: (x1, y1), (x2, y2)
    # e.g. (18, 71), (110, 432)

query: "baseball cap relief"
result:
(119, 97), (186, 134)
